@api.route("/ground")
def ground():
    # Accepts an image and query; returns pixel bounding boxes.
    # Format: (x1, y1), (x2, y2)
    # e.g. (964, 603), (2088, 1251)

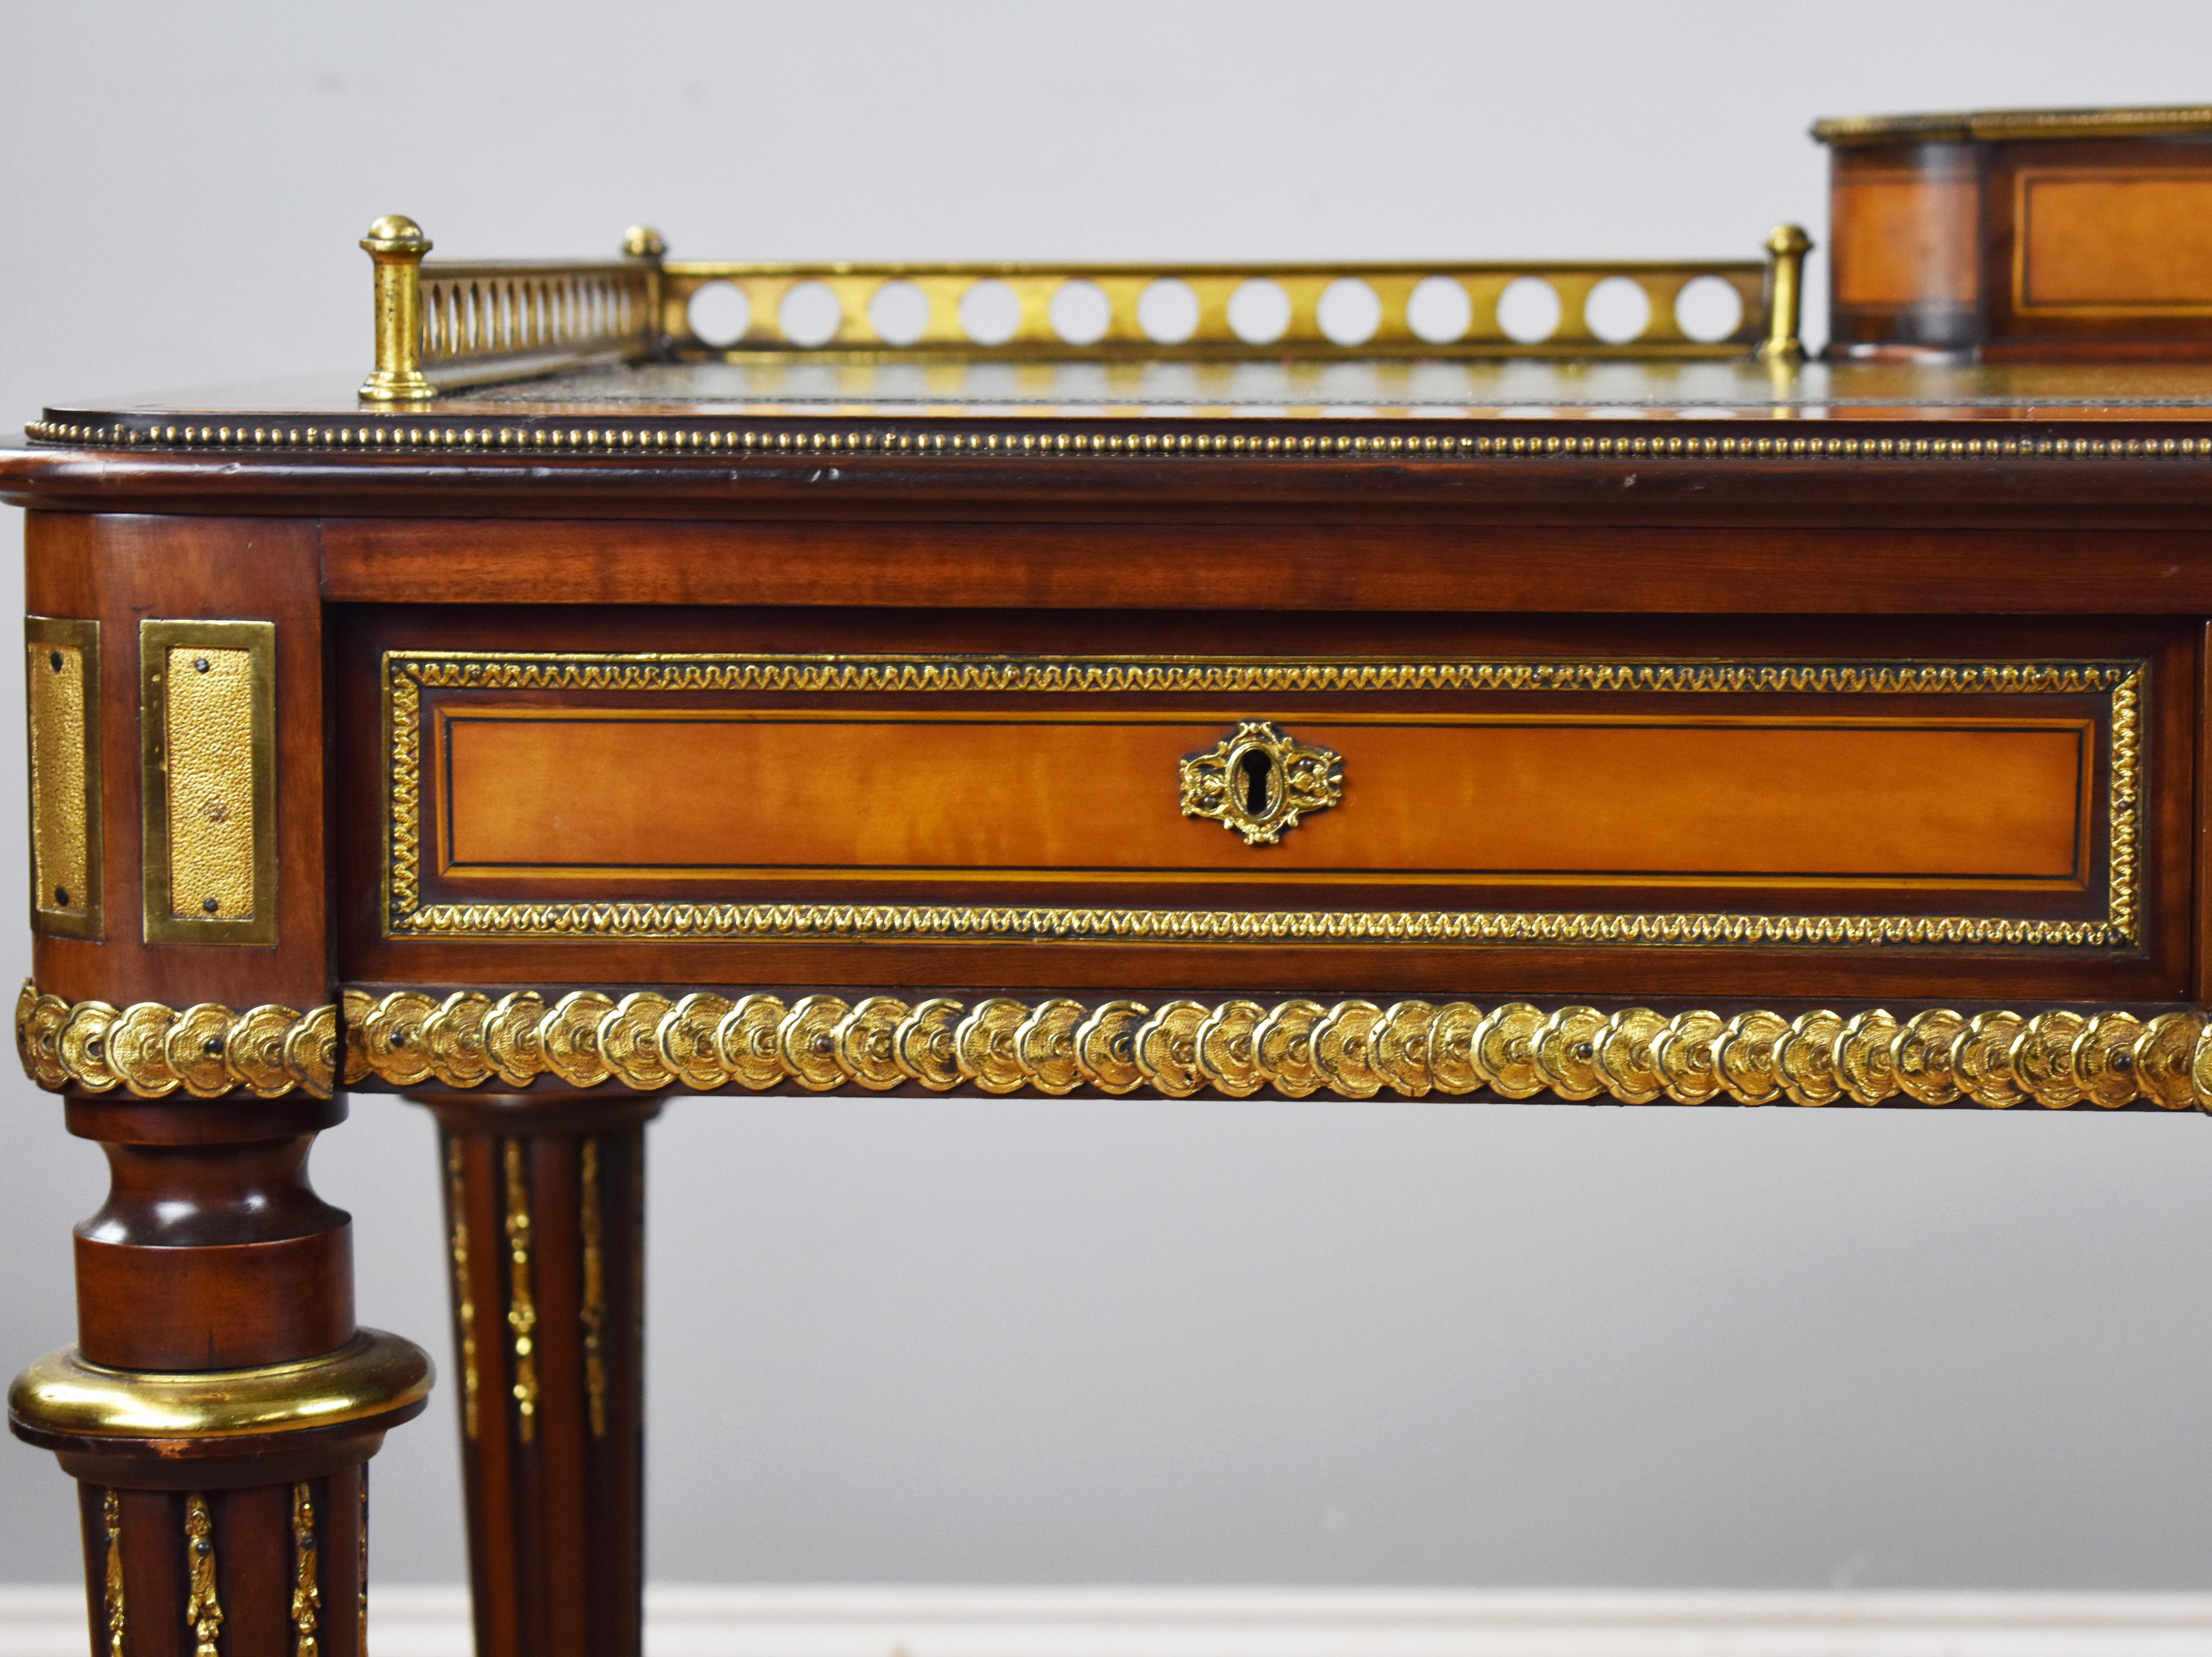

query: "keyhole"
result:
(1238, 749), (1274, 816)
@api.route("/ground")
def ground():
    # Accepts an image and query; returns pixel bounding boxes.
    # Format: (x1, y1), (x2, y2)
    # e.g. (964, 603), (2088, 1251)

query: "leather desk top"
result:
(27, 357), (2212, 425)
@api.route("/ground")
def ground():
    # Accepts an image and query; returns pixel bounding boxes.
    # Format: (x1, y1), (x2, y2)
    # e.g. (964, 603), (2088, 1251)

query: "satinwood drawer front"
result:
(348, 609), (2183, 993)
(432, 710), (2088, 896)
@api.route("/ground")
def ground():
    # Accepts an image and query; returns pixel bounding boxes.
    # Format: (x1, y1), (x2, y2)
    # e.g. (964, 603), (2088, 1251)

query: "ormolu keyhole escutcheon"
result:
(1178, 721), (1343, 846)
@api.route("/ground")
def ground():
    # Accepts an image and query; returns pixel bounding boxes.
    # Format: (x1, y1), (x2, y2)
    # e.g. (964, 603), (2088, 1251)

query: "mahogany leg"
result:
(412, 1093), (663, 1657)
(9, 1089), (429, 1657)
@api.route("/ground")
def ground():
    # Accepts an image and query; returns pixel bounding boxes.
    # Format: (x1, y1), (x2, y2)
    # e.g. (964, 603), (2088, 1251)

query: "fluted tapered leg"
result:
(413, 1093), (662, 1657)
(10, 1089), (428, 1657)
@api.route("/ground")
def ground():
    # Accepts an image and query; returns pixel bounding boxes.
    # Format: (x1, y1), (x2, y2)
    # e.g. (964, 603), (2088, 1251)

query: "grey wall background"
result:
(6, 0), (2212, 1592)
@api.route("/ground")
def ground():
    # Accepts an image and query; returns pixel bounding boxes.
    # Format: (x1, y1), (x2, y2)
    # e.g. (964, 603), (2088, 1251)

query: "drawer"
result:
(340, 608), (2189, 998)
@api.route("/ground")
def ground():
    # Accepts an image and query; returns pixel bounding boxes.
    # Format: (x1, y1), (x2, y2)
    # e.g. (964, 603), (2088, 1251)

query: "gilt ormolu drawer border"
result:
(380, 652), (2144, 951)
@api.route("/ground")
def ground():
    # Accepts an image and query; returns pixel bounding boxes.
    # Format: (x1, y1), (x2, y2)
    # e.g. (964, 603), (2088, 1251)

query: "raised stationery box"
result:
(1818, 104), (2212, 358)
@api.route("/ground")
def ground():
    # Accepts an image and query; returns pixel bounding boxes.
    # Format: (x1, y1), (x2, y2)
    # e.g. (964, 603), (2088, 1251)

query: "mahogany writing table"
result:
(11, 102), (2212, 1657)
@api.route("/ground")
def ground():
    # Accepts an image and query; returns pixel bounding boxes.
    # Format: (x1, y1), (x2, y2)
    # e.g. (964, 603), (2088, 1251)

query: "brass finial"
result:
(361, 214), (431, 256)
(623, 227), (669, 358)
(358, 215), (436, 403)
(1758, 222), (1814, 362)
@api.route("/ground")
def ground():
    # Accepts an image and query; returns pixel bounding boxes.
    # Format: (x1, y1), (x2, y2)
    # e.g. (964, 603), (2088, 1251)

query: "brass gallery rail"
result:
(351, 215), (1809, 399)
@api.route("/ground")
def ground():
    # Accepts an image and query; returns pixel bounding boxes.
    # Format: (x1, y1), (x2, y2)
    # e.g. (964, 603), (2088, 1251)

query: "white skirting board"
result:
(6, 1586), (2212, 1657)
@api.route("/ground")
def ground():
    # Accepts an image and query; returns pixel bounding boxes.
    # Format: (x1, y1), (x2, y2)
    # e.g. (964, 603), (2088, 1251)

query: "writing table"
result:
(11, 101), (2212, 1657)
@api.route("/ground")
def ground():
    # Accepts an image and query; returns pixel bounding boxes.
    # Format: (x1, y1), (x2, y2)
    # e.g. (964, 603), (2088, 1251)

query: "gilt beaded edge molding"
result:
(15, 979), (2211, 1110)
(383, 652), (2144, 950)
(12, 981), (337, 1099)
(25, 418), (2212, 464)
(344, 986), (2211, 1110)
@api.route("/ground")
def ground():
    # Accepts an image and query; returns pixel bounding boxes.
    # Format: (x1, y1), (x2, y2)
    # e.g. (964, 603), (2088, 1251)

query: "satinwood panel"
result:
(438, 709), (2090, 889)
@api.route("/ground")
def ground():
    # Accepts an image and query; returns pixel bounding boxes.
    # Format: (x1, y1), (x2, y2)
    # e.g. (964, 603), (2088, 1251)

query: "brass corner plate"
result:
(25, 617), (101, 940)
(1179, 720), (1344, 845)
(140, 620), (277, 946)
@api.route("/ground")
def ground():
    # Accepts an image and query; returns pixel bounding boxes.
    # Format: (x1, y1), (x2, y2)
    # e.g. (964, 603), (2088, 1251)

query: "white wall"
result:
(5, 0), (2212, 1590)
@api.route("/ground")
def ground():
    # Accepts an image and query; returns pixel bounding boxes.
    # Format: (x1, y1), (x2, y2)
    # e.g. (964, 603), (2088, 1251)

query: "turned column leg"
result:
(412, 1093), (663, 1657)
(9, 1087), (430, 1657)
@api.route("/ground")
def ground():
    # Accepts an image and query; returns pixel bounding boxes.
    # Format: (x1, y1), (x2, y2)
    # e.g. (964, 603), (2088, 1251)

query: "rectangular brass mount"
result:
(140, 620), (277, 945)
(25, 616), (101, 940)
